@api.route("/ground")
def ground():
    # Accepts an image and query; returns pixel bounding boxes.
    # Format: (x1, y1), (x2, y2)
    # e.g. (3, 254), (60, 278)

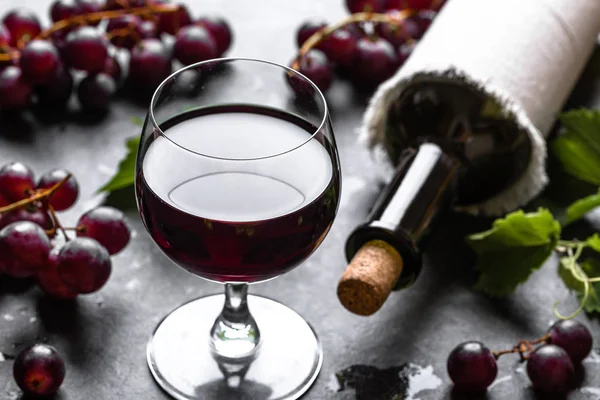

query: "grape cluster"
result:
(447, 320), (594, 395)
(289, 0), (446, 93)
(0, 161), (131, 299)
(0, 0), (233, 113)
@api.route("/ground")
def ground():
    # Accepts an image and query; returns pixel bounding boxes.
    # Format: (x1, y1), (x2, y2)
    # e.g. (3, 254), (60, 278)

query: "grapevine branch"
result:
(291, 10), (417, 71)
(0, 3), (180, 62)
(0, 174), (74, 240)
(493, 334), (551, 361)
(0, 173), (72, 214)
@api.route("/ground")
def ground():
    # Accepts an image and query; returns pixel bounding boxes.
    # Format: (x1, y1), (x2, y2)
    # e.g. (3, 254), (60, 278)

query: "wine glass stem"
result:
(210, 283), (261, 384)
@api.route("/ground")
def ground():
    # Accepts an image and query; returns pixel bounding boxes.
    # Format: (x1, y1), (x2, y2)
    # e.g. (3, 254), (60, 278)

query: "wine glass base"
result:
(147, 294), (323, 400)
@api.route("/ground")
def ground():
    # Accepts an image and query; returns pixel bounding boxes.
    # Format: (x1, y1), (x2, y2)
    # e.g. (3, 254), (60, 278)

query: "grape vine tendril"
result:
(554, 244), (591, 320)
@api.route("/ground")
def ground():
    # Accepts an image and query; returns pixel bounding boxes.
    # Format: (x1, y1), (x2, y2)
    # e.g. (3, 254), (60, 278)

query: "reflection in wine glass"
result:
(135, 58), (341, 399)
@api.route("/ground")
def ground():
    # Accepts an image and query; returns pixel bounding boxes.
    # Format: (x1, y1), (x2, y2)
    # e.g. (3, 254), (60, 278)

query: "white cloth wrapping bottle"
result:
(362, 0), (600, 215)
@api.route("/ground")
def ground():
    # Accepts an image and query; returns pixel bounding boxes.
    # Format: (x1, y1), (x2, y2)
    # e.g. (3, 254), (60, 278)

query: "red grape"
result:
(19, 40), (61, 84)
(414, 9), (436, 33)
(0, 207), (53, 230)
(527, 344), (575, 393)
(103, 56), (122, 82)
(36, 248), (78, 299)
(13, 344), (65, 397)
(139, 20), (158, 39)
(434, 0), (447, 10)
(0, 161), (35, 201)
(352, 36), (398, 88)
(157, 4), (192, 35)
(447, 341), (497, 392)
(397, 40), (416, 67)
(0, 192), (9, 207)
(376, 11), (422, 46)
(195, 16), (232, 56)
(128, 38), (172, 93)
(50, 0), (79, 22)
(64, 26), (109, 73)
(77, 206), (131, 255)
(321, 28), (357, 67)
(346, 23), (365, 39)
(296, 20), (327, 48)
(75, 0), (102, 25)
(0, 66), (32, 111)
(346, 0), (384, 13)
(0, 24), (11, 48)
(0, 221), (51, 278)
(2, 9), (42, 47)
(36, 169), (79, 211)
(57, 237), (111, 294)
(548, 320), (593, 364)
(49, 29), (70, 56)
(105, 0), (147, 10)
(173, 25), (217, 66)
(106, 14), (143, 49)
(289, 49), (333, 93)
(36, 66), (74, 107)
(382, 0), (434, 10)
(77, 73), (116, 112)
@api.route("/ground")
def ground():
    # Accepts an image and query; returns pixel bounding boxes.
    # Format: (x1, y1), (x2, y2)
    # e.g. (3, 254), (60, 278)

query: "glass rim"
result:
(149, 57), (329, 161)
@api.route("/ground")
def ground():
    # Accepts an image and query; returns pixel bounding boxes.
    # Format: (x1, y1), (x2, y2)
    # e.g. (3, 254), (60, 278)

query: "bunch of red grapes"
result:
(0, 0), (233, 113)
(0, 161), (131, 299)
(447, 320), (594, 395)
(289, 0), (446, 93)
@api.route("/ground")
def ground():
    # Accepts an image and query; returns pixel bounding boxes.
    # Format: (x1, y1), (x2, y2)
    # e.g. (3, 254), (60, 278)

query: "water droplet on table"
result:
(406, 364), (442, 400)
(126, 278), (141, 291)
(331, 362), (442, 400)
(581, 386), (600, 396)
(489, 375), (512, 389)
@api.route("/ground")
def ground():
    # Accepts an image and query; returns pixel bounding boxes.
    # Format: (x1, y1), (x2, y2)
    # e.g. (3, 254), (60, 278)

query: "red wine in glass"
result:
(136, 104), (340, 283)
(137, 58), (340, 400)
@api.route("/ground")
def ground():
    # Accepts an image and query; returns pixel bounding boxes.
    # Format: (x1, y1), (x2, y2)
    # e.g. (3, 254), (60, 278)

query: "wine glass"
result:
(135, 58), (341, 400)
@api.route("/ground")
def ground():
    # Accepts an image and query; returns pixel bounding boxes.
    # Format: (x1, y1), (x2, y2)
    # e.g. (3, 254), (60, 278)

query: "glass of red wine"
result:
(135, 58), (341, 399)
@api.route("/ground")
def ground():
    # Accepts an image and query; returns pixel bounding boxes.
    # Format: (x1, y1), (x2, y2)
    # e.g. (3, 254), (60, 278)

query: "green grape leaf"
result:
(580, 259), (600, 314)
(467, 208), (561, 296)
(554, 110), (600, 185)
(565, 190), (600, 225)
(97, 136), (140, 193)
(586, 234), (600, 253)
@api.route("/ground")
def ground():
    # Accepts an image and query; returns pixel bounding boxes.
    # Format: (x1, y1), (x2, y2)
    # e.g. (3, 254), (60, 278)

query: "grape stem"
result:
(0, 173), (72, 215)
(0, 3), (180, 61)
(492, 333), (551, 360)
(291, 10), (417, 71)
(63, 226), (84, 232)
(47, 205), (70, 241)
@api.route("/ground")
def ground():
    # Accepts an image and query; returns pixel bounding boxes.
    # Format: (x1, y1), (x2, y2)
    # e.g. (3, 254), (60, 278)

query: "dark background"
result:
(2, 0), (600, 399)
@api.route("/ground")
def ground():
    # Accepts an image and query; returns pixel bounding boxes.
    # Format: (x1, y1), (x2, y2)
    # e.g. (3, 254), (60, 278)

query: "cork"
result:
(337, 240), (404, 316)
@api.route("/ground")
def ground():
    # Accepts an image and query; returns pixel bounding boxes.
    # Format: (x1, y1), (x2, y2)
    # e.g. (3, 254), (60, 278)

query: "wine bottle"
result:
(338, 83), (533, 316)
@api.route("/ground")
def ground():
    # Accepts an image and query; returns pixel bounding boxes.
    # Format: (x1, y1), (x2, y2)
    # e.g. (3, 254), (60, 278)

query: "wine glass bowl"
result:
(135, 58), (341, 400)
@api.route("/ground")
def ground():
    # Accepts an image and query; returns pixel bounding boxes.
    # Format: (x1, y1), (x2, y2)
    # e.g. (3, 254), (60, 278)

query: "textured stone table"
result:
(1, 0), (600, 399)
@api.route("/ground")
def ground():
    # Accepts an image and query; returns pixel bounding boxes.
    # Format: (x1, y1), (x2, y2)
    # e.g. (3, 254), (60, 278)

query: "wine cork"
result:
(337, 240), (404, 316)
